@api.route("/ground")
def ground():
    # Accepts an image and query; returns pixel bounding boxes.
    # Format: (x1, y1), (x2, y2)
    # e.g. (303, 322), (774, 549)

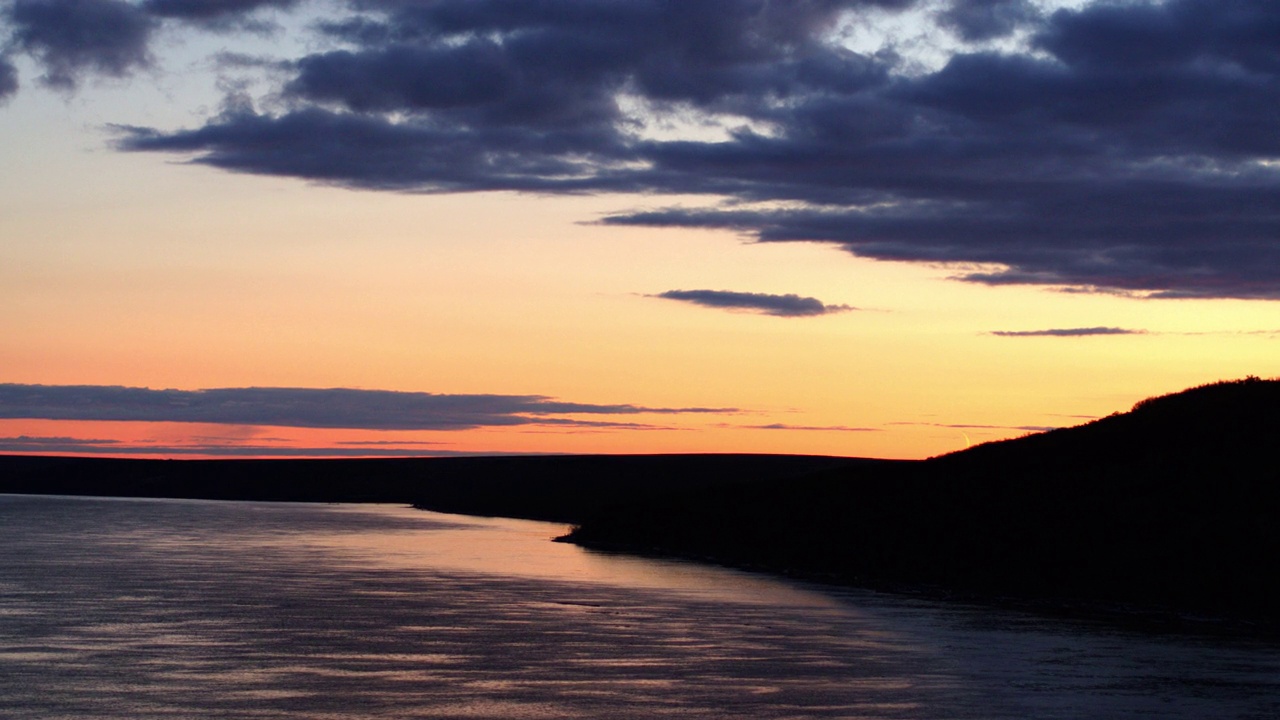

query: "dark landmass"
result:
(0, 453), (861, 524)
(565, 378), (1280, 625)
(3, 377), (1277, 627)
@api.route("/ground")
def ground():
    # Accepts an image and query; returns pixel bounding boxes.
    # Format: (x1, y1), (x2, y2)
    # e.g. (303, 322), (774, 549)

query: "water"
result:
(1, 495), (1277, 719)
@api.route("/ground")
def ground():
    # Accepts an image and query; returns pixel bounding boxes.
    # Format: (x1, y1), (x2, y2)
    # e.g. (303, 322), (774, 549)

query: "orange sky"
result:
(2, 0), (1278, 459)
(2, 135), (1277, 459)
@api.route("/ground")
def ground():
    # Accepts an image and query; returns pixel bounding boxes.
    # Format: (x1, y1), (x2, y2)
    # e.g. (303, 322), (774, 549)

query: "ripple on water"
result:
(1, 494), (1279, 720)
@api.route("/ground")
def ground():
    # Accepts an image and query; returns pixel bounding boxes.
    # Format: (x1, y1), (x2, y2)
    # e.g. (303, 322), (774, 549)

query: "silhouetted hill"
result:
(935, 375), (1280, 476)
(5, 378), (1277, 623)
(0, 453), (862, 524)
(565, 378), (1280, 622)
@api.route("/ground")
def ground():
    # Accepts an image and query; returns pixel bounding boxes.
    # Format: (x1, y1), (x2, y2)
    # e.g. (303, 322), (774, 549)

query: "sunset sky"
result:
(2, 0), (1278, 459)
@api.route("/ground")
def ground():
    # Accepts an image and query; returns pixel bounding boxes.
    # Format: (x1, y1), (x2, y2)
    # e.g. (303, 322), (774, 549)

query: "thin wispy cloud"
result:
(0, 384), (735, 431)
(0, 435), (529, 457)
(1168, 329), (1280, 337)
(991, 327), (1145, 337)
(889, 422), (1059, 432)
(334, 440), (448, 447)
(993, 327), (1280, 338)
(733, 423), (881, 432)
(0, 435), (123, 449)
(652, 290), (855, 317)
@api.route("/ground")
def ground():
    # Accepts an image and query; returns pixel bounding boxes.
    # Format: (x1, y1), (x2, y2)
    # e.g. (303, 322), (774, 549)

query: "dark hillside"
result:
(566, 378), (1280, 621)
(935, 376), (1280, 476)
(0, 453), (863, 524)
(6, 378), (1276, 622)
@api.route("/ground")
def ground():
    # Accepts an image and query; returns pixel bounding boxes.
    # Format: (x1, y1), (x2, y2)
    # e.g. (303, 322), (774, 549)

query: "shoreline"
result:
(561, 532), (1280, 643)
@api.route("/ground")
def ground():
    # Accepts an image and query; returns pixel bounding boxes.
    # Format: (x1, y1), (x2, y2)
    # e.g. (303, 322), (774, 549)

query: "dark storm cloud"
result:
(114, 107), (641, 192)
(0, 0), (304, 89)
(604, 189), (1280, 299)
(94, 0), (1280, 299)
(0, 384), (734, 430)
(990, 327), (1144, 337)
(300, 0), (904, 121)
(937, 0), (1039, 42)
(6, 0), (156, 89)
(141, 0), (300, 22)
(653, 289), (853, 317)
(119, 0), (898, 192)
(0, 56), (17, 99)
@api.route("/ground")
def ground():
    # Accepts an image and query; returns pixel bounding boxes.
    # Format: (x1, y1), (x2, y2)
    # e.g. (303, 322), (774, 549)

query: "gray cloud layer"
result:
(0, 384), (732, 430)
(141, 0), (299, 22)
(1, 0), (299, 89)
(0, 434), (531, 456)
(654, 289), (854, 317)
(5, 0), (1279, 299)
(991, 327), (1143, 337)
(938, 0), (1039, 41)
(0, 55), (18, 99)
(7, 0), (156, 89)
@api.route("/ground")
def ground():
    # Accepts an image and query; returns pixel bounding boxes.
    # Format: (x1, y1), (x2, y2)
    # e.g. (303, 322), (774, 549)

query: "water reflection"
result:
(1, 495), (1277, 720)
(291, 504), (843, 607)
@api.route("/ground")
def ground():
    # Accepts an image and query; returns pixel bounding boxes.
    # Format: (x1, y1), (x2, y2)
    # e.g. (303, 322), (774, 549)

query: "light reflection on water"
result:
(1, 494), (1277, 719)
(288, 505), (842, 607)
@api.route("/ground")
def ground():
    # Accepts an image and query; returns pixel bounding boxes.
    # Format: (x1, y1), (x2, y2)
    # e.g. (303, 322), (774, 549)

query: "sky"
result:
(1, 0), (1278, 459)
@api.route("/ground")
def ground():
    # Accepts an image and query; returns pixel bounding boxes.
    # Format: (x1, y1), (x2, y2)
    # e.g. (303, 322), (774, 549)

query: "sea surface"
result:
(1, 494), (1277, 719)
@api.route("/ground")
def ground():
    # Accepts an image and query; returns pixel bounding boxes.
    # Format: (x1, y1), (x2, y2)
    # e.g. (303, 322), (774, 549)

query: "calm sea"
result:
(1, 494), (1277, 719)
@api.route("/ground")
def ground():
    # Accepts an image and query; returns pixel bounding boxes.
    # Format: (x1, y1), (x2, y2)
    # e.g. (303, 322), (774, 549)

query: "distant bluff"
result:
(935, 376), (1280, 473)
(567, 377), (1280, 623)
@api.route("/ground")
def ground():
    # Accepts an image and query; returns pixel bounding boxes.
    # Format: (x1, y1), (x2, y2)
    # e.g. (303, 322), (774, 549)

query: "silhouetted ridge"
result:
(5, 378), (1277, 625)
(940, 375), (1278, 470)
(0, 453), (862, 524)
(566, 378), (1280, 623)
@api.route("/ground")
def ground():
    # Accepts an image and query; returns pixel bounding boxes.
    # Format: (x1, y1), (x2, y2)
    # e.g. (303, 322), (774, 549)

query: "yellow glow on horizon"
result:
(3, 141), (1280, 460)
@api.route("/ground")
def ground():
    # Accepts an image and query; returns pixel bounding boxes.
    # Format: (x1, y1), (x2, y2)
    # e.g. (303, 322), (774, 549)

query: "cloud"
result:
(141, 0), (299, 23)
(0, 434), (122, 448)
(0, 0), (305, 90)
(13, 0), (1266, 300)
(652, 289), (854, 317)
(889, 421), (1059, 432)
(937, 0), (1040, 42)
(1169, 329), (1280, 337)
(0, 383), (734, 430)
(735, 423), (880, 432)
(0, 435), (532, 457)
(0, 56), (17, 100)
(114, 106), (637, 192)
(990, 327), (1144, 337)
(6, 0), (156, 89)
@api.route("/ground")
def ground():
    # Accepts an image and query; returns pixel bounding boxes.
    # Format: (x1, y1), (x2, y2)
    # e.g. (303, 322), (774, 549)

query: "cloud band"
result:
(0, 384), (733, 430)
(652, 289), (854, 317)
